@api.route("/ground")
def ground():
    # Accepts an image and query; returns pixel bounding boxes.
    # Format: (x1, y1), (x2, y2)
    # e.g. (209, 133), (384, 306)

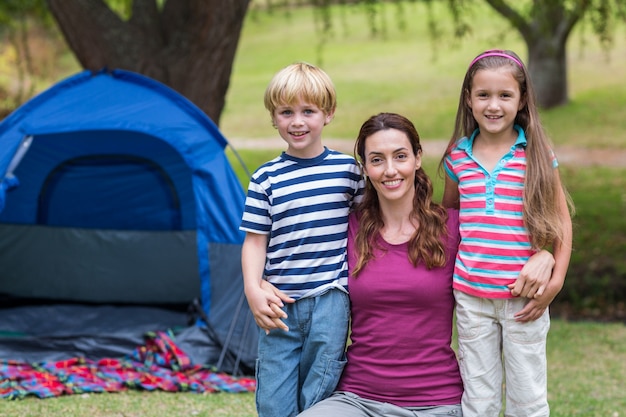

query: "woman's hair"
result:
(441, 49), (573, 248)
(263, 62), (337, 117)
(352, 112), (449, 276)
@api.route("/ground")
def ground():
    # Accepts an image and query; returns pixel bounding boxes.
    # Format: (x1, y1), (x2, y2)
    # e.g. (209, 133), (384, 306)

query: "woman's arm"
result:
(508, 249), (555, 298)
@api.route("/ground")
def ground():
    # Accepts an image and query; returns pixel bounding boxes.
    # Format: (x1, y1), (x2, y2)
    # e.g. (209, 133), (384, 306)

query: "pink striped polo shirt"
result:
(444, 126), (556, 298)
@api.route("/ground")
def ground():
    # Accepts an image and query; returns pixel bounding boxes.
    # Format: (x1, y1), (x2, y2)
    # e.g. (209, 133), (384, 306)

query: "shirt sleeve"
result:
(240, 178), (272, 234)
(549, 148), (559, 169)
(443, 154), (459, 182)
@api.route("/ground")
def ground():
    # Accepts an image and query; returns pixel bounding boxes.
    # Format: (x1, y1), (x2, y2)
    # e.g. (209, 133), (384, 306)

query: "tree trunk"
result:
(526, 37), (569, 108)
(483, 0), (589, 109)
(45, 0), (251, 125)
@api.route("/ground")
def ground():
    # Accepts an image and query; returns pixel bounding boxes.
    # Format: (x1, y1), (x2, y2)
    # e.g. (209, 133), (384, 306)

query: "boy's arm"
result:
(514, 176), (573, 322)
(242, 232), (294, 333)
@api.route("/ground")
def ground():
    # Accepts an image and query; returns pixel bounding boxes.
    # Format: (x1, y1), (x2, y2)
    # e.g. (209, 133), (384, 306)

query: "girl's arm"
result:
(442, 175), (460, 209)
(514, 173), (573, 322)
(242, 232), (294, 333)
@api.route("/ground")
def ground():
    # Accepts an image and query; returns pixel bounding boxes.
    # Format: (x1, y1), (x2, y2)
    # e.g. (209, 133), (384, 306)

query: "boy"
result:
(240, 62), (363, 417)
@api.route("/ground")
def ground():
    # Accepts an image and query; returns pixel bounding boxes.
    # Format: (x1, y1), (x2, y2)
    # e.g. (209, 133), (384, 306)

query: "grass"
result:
(2, 391), (257, 416)
(546, 320), (626, 417)
(4, 320), (625, 416)
(1, 1), (625, 415)
(557, 165), (626, 316)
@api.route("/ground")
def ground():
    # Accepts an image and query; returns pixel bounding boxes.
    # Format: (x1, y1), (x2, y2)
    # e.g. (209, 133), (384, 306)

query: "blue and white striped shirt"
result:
(240, 147), (363, 299)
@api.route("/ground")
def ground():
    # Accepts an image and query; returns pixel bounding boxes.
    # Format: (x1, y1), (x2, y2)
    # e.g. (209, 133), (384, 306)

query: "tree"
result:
(306, 0), (626, 109)
(2, 0), (624, 122)
(0, 0), (51, 109)
(45, 0), (250, 125)
(479, 0), (625, 108)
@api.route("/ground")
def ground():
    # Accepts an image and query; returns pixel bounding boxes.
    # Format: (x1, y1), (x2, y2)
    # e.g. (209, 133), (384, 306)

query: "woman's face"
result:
(362, 128), (421, 205)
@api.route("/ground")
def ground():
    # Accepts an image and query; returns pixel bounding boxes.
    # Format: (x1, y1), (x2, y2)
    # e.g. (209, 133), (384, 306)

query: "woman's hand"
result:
(508, 249), (555, 299)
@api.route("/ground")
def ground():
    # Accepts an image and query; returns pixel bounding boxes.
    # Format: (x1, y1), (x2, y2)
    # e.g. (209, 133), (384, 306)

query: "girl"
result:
(440, 49), (574, 417)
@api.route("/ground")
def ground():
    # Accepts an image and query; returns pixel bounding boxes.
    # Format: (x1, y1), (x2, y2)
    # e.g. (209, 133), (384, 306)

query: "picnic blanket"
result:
(0, 330), (255, 400)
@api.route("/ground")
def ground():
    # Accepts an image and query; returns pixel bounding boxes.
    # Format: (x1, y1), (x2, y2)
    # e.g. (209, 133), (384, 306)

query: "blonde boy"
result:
(240, 62), (362, 417)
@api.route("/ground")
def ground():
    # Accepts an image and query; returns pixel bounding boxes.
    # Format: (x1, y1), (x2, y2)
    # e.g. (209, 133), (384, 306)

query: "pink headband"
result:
(469, 51), (523, 69)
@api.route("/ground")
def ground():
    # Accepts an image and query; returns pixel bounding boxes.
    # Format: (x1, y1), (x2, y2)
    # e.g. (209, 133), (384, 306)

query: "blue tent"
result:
(0, 69), (255, 374)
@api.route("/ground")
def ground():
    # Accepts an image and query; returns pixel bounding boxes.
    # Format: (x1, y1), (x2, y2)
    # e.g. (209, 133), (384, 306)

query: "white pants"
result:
(454, 290), (550, 417)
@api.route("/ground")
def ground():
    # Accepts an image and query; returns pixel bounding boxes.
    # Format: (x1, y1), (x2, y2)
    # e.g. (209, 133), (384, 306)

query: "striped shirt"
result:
(444, 125), (557, 298)
(240, 147), (363, 299)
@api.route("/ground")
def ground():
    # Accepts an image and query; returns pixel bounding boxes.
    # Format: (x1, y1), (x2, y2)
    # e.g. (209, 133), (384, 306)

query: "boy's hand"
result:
(508, 249), (555, 298)
(260, 279), (296, 306)
(248, 289), (285, 333)
(246, 280), (295, 334)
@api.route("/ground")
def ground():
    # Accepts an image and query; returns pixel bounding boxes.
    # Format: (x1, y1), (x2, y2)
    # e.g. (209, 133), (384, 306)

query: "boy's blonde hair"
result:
(264, 62), (337, 117)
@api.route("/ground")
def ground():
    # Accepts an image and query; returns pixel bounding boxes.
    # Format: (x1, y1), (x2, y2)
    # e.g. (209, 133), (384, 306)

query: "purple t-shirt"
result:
(336, 209), (463, 407)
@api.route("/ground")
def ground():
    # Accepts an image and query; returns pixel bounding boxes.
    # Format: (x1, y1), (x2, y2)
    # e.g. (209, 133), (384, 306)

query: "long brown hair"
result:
(352, 113), (449, 276)
(440, 49), (574, 248)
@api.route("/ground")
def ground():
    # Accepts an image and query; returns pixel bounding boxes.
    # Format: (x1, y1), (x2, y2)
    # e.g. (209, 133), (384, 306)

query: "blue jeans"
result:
(255, 288), (350, 417)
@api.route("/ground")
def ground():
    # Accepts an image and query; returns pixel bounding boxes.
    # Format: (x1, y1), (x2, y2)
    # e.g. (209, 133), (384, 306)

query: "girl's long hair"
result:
(440, 50), (574, 248)
(352, 113), (449, 276)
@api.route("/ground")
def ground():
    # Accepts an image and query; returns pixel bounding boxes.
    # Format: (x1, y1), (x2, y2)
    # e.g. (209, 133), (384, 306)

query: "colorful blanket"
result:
(0, 330), (255, 400)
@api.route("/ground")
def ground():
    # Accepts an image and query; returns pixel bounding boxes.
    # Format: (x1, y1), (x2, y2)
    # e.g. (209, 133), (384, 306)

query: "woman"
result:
(298, 112), (464, 416)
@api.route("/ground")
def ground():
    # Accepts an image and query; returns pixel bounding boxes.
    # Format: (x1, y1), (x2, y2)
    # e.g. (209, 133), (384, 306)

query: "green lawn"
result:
(4, 320), (624, 417)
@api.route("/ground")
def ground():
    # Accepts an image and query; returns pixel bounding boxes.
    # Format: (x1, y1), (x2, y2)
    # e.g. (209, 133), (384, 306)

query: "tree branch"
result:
(46, 0), (130, 69)
(129, 0), (162, 39)
(483, 0), (530, 34)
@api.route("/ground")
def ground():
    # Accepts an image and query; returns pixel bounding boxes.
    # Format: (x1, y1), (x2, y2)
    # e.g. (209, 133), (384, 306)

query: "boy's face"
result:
(272, 98), (334, 159)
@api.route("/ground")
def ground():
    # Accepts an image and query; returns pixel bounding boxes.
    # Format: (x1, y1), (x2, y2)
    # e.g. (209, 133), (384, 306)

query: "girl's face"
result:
(272, 97), (333, 159)
(468, 68), (524, 139)
(362, 128), (421, 205)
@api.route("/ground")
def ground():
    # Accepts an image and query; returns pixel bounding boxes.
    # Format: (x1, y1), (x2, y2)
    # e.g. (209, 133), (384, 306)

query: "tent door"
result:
(37, 154), (182, 230)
